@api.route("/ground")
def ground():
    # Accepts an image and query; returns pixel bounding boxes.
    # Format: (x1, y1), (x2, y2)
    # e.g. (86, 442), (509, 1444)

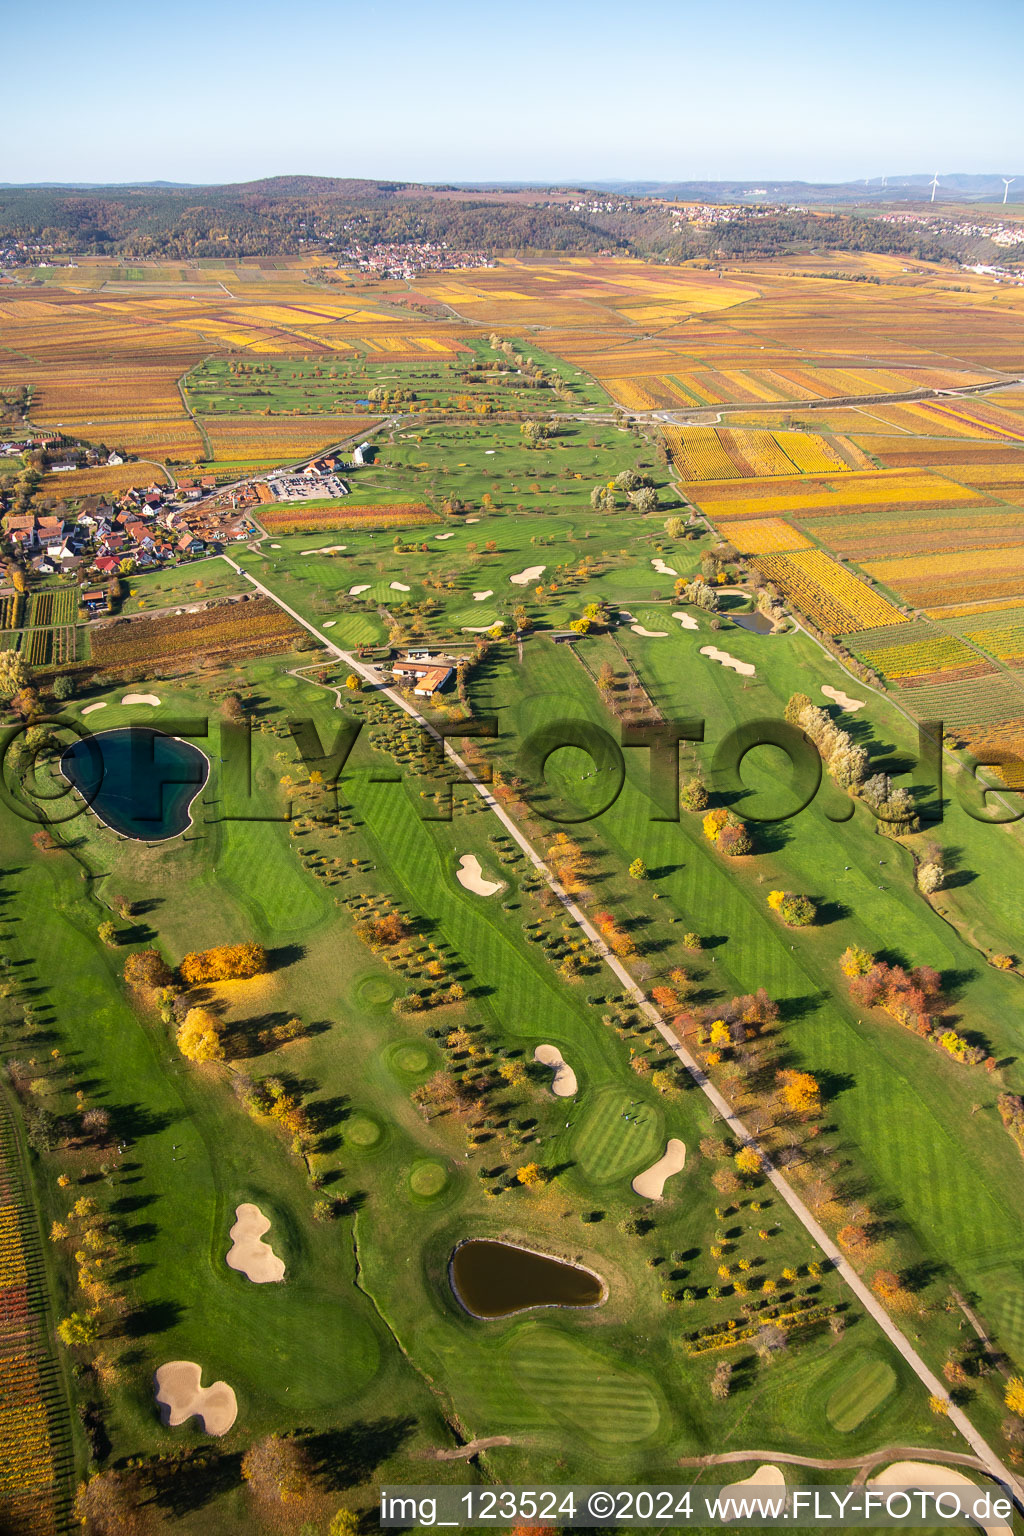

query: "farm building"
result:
(392, 659), (453, 697)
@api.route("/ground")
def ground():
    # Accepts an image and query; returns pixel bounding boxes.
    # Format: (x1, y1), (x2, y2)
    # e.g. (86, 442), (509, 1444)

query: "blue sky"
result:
(6, 0), (1022, 184)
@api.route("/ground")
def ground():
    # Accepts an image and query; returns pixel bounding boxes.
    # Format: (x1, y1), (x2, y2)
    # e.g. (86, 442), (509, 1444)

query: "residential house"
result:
(392, 659), (453, 697)
(106, 452), (124, 465)
(92, 555), (120, 576)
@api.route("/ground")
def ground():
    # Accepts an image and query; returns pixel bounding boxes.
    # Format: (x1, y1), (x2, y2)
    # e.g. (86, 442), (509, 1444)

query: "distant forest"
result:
(0, 176), (974, 264)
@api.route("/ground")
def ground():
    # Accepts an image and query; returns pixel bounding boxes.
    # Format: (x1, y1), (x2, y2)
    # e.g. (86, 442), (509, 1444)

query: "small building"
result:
(82, 588), (107, 613)
(392, 659), (453, 697)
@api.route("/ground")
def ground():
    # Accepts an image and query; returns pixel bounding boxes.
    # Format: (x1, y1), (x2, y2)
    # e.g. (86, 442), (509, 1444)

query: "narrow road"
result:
(678, 1444), (999, 1479)
(216, 554), (1024, 1510)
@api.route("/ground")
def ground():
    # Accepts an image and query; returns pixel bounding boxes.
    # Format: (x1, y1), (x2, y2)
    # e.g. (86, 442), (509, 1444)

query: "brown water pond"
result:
(450, 1239), (605, 1319)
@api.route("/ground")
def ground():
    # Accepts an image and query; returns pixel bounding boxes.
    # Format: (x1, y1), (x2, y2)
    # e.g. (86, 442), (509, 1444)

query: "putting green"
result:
(391, 1043), (431, 1076)
(825, 1353), (897, 1431)
(408, 1161), (448, 1198)
(356, 973), (397, 1008)
(507, 1323), (662, 1446)
(346, 1114), (384, 1150)
(573, 1084), (663, 1187)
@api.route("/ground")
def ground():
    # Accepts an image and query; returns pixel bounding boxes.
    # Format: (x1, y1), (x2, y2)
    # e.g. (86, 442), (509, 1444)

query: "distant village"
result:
(0, 439), (376, 578)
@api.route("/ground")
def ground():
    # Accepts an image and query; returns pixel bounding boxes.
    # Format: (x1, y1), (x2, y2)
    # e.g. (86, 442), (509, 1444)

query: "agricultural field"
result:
(88, 595), (308, 672)
(0, 1108), (73, 1536)
(256, 502), (438, 534)
(753, 550), (909, 632)
(6, 247), (1024, 1531)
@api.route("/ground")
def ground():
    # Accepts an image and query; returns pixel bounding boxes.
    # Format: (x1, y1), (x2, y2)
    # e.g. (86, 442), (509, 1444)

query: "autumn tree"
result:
(241, 1433), (311, 1504)
(871, 1268), (917, 1314)
(176, 1008), (225, 1064)
(0, 649), (31, 703)
(776, 1069), (821, 1118)
(329, 1512), (362, 1536)
(58, 1311), (99, 1348)
(124, 948), (173, 992)
(517, 1162), (545, 1187)
(180, 942), (269, 985)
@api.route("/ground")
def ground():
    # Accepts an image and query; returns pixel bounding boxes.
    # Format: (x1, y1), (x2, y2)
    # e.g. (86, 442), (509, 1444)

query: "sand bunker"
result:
(651, 558), (678, 576)
(455, 853), (503, 896)
(122, 693), (160, 706)
(435, 531), (455, 540)
(269, 543), (281, 549)
(349, 584), (370, 595)
(322, 620), (336, 628)
(225, 1202), (285, 1284)
(822, 684), (865, 712)
(465, 516), (480, 523)
(722, 1466), (787, 1495)
(462, 624), (497, 633)
(154, 1361), (237, 1436)
(869, 1464), (996, 1536)
(510, 565), (546, 586)
(631, 624), (668, 637)
(300, 544), (346, 555)
(473, 590), (494, 601)
(81, 702), (107, 715)
(672, 609), (699, 630)
(631, 1138), (686, 1200)
(390, 581), (411, 591)
(534, 1044), (578, 1098)
(700, 646), (755, 677)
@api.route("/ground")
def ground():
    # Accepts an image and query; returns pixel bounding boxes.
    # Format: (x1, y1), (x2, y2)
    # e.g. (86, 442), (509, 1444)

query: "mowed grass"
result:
(506, 1324), (664, 1446)
(573, 1085), (664, 1186)
(825, 1353), (898, 1431)
(475, 632), (1024, 1446)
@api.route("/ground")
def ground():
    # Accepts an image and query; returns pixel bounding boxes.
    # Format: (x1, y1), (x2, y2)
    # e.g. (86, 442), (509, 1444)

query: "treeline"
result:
(0, 180), (621, 258)
(598, 207), (954, 264)
(0, 177), (968, 264)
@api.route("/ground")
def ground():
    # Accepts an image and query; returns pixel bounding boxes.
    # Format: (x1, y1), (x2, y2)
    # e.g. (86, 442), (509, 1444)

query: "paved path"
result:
(216, 554), (1023, 1510)
(678, 1445), (999, 1482)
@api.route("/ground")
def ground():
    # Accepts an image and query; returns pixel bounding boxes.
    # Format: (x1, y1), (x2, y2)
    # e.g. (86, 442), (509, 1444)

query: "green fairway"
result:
(573, 1085), (665, 1187)
(506, 1324), (665, 1446)
(825, 1353), (898, 1431)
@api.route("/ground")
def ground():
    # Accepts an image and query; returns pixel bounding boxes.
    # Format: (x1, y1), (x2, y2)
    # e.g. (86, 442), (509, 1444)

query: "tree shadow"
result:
(147, 1450), (245, 1516)
(302, 1416), (419, 1490)
(121, 1298), (184, 1339)
(811, 898), (852, 925)
(267, 943), (307, 972)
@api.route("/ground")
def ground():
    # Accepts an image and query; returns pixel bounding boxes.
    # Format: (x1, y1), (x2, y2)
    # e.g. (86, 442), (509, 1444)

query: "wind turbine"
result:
(1003, 177), (1016, 205)
(929, 173), (940, 203)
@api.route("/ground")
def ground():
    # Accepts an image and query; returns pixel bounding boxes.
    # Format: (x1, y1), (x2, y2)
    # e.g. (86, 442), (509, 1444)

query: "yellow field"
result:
(727, 519), (814, 554)
(773, 430), (850, 473)
(686, 468), (989, 518)
(755, 549), (909, 633)
(864, 545), (1024, 585)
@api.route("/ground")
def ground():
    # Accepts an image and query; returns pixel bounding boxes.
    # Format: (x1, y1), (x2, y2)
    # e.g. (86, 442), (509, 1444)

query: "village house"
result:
(391, 658), (453, 697)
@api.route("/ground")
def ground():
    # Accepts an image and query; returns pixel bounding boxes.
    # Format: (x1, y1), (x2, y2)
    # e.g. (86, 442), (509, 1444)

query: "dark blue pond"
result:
(61, 727), (209, 841)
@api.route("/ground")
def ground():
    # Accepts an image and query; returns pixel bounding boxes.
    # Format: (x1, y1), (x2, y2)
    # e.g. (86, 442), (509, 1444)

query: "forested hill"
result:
(0, 179), (621, 258)
(0, 176), (990, 263)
